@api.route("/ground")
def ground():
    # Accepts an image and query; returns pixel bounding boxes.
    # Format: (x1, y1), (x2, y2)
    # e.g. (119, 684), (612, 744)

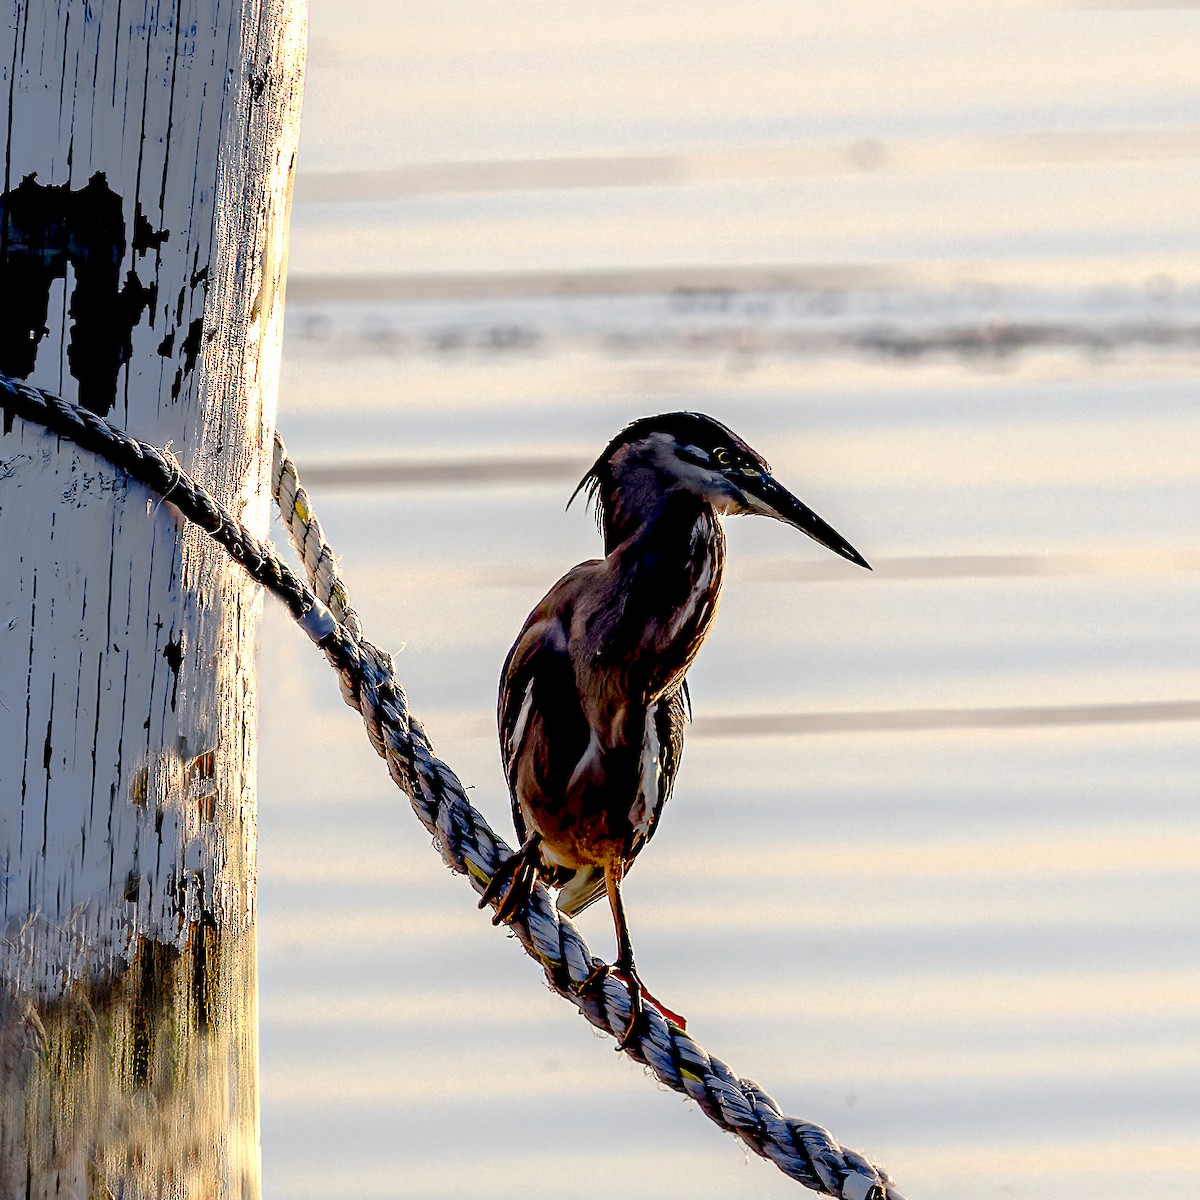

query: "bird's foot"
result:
(478, 835), (540, 926)
(577, 958), (611, 998)
(628, 979), (687, 1040)
(477, 852), (520, 913)
(492, 865), (534, 925)
(578, 958), (687, 1047)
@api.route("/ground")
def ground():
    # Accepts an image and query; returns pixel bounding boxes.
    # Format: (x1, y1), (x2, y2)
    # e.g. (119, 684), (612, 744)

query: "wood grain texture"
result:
(0, 2), (305, 1195)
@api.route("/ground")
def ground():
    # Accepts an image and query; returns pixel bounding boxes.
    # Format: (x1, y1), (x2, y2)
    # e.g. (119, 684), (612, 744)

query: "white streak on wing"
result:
(629, 712), (661, 839)
(507, 678), (535, 759)
(566, 728), (603, 793)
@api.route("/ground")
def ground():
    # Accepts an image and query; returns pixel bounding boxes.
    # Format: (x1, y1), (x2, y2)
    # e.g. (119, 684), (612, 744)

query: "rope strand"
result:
(1, 371), (906, 1200)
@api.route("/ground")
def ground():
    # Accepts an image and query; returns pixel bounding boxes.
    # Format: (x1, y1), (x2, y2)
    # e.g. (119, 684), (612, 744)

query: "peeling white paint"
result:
(0, 1), (306, 1194)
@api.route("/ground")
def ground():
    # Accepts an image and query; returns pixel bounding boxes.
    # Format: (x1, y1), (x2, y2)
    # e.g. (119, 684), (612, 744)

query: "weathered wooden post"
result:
(0, 2), (305, 1195)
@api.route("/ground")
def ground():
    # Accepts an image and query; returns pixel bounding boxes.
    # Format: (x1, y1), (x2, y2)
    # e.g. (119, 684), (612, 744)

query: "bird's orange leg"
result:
(580, 863), (687, 1047)
(478, 833), (542, 926)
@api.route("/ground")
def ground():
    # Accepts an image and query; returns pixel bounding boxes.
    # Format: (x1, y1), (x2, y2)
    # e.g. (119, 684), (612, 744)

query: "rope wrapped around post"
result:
(1, 371), (906, 1200)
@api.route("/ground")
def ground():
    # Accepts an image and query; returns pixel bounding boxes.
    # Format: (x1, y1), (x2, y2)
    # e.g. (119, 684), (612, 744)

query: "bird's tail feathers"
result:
(555, 866), (606, 918)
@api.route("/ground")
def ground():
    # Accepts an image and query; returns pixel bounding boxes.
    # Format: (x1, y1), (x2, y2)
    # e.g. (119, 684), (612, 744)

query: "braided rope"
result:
(272, 433), (394, 696)
(0, 375), (316, 621)
(1, 372), (906, 1200)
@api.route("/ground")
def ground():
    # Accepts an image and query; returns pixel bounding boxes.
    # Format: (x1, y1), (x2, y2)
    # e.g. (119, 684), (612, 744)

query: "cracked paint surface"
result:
(0, 1), (306, 1196)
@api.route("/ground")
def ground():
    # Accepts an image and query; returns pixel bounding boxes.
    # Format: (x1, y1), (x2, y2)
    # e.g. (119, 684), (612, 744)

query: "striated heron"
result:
(482, 412), (869, 1045)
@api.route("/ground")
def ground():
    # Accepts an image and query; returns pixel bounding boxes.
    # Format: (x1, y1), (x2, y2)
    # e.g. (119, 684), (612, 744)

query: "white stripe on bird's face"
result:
(613, 431), (746, 513)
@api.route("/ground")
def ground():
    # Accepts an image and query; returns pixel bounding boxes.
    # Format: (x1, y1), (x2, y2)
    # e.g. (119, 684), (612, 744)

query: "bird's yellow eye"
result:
(714, 447), (732, 467)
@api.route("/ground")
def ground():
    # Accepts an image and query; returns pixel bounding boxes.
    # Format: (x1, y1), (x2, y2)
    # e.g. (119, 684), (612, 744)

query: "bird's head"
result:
(572, 411), (869, 568)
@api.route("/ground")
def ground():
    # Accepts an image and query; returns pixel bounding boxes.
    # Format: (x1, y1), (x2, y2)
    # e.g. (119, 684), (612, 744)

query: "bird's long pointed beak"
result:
(743, 473), (871, 569)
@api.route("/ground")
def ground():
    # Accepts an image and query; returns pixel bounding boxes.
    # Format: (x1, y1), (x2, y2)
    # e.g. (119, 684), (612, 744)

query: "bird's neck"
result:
(603, 486), (726, 693)
(601, 461), (702, 549)
(607, 487), (721, 561)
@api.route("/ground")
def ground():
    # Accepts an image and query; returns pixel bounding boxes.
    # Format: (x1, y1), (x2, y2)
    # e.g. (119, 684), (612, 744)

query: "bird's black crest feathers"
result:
(568, 411), (767, 542)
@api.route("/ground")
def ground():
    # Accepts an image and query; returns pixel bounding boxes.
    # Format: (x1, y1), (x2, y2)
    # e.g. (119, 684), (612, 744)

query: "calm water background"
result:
(257, 3), (1200, 1196)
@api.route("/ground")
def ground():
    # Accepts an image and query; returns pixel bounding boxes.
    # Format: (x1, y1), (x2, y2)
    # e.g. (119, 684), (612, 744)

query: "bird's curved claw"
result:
(577, 959), (687, 1047)
(577, 958), (611, 997)
(492, 864), (534, 926)
(616, 993), (646, 1050)
(478, 834), (541, 926)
